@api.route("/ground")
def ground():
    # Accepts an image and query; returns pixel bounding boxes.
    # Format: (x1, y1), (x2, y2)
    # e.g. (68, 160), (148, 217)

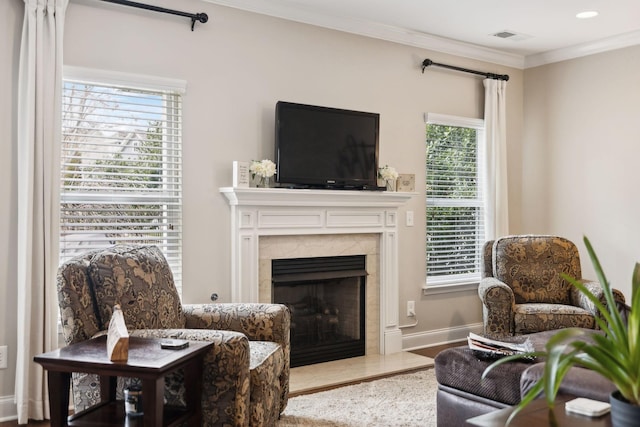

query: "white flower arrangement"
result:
(378, 165), (398, 181)
(249, 159), (276, 178)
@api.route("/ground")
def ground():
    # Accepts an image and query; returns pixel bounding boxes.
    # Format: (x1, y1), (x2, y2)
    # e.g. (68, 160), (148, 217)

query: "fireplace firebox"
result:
(272, 255), (366, 367)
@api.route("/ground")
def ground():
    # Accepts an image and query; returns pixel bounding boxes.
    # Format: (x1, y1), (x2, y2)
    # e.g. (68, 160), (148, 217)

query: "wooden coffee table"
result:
(466, 395), (612, 426)
(34, 336), (212, 427)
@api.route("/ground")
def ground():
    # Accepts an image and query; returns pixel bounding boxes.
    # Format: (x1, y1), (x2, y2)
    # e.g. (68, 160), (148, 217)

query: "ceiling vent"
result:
(493, 31), (517, 39)
(491, 30), (532, 42)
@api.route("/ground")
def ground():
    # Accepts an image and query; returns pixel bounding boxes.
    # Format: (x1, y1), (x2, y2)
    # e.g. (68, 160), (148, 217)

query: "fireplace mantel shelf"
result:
(220, 187), (415, 207)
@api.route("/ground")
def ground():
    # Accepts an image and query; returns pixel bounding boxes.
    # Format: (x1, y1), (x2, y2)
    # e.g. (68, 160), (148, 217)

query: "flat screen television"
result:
(275, 101), (380, 190)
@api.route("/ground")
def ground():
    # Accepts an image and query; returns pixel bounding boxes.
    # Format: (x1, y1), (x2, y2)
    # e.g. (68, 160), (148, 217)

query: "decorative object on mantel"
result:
(378, 165), (398, 191)
(250, 159), (276, 188)
(107, 304), (129, 362)
(396, 174), (415, 192)
(232, 161), (250, 188)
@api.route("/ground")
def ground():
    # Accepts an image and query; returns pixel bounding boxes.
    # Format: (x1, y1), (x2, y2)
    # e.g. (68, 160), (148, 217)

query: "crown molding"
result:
(525, 30), (640, 68)
(203, 0), (640, 70)
(203, 0), (525, 69)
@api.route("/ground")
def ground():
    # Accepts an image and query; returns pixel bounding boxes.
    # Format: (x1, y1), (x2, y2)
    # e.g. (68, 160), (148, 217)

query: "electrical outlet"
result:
(407, 300), (416, 317)
(0, 345), (7, 369)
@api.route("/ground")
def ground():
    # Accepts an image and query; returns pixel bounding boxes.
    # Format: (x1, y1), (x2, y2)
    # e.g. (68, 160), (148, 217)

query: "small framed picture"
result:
(396, 174), (415, 192)
(233, 161), (250, 187)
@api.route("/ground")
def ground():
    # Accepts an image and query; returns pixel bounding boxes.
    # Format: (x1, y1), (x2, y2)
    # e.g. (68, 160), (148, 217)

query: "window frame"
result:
(424, 113), (486, 293)
(60, 66), (186, 294)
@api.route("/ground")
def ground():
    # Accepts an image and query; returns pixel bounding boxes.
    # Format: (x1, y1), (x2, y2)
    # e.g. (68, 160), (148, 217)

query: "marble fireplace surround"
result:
(220, 187), (413, 355)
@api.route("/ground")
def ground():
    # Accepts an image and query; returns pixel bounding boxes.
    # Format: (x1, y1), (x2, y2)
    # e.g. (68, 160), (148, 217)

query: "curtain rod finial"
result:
(191, 13), (208, 31)
(421, 59), (433, 73)
(196, 13), (208, 23)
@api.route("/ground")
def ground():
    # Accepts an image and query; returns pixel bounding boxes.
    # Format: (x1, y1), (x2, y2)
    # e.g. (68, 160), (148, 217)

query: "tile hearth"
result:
(289, 351), (434, 396)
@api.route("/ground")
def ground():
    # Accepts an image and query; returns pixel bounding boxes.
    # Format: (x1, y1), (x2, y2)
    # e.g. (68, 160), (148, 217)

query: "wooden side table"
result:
(466, 395), (612, 427)
(34, 336), (212, 427)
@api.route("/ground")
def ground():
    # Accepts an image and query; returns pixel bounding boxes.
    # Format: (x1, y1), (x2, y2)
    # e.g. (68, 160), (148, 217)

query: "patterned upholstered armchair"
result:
(57, 244), (290, 426)
(478, 235), (625, 339)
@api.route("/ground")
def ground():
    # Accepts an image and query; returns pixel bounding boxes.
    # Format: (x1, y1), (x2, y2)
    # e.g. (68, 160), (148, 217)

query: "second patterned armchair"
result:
(478, 235), (624, 339)
(57, 244), (290, 426)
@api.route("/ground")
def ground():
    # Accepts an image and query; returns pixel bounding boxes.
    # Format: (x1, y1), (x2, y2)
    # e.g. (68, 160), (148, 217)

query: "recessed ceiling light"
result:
(576, 10), (599, 19)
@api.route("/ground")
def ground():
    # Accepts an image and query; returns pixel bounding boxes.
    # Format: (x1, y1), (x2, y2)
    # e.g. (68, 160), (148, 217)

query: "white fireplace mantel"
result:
(220, 187), (413, 355)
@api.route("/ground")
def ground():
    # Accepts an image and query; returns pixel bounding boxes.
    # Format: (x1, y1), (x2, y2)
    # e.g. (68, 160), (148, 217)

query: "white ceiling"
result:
(203, 0), (640, 68)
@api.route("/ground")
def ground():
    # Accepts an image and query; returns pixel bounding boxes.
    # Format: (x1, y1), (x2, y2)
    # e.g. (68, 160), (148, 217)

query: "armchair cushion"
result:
(513, 303), (595, 335)
(493, 236), (580, 304)
(88, 245), (186, 330)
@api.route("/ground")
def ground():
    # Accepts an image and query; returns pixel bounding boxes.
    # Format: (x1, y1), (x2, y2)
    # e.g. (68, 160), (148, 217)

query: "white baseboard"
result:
(0, 395), (17, 422)
(402, 323), (483, 351)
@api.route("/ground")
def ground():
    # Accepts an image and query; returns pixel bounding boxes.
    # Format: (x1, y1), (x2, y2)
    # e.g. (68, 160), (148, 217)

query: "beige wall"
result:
(0, 0), (526, 405)
(523, 46), (640, 297)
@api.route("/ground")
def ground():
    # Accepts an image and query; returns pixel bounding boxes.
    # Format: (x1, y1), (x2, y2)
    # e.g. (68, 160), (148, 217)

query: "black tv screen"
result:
(275, 101), (380, 190)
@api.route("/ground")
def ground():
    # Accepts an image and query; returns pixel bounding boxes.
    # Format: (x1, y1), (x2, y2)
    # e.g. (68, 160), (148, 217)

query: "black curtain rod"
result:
(421, 59), (509, 81)
(99, 0), (208, 31)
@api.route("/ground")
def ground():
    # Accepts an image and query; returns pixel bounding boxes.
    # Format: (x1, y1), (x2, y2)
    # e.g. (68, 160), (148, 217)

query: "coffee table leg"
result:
(47, 371), (70, 427)
(142, 377), (164, 427)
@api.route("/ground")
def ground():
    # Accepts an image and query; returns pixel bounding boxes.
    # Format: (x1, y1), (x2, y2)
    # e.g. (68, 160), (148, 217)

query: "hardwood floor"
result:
(2, 341), (463, 426)
(410, 340), (464, 358)
(0, 421), (49, 427)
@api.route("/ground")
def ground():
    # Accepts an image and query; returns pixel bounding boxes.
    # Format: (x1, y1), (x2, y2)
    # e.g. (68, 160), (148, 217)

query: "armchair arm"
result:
(570, 280), (627, 330)
(478, 278), (515, 338)
(183, 303), (291, 415)
(182, 303), (290, 346)
(570, 279), (604, 315)
(130, 328), (250, 426)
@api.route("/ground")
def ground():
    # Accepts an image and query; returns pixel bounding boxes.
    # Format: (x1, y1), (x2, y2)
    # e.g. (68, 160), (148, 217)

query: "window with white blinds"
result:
(425, 114), (485, 286)
(60, 72), (183, 292)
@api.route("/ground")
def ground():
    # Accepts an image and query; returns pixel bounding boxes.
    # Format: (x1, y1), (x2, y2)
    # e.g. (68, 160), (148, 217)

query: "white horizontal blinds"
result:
(60, 79), (183, 292)
(426, 119), (485, 283)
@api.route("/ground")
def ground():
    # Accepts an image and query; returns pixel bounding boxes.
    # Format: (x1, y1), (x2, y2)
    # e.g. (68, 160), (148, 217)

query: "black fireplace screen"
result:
(272, 255), (366, 367)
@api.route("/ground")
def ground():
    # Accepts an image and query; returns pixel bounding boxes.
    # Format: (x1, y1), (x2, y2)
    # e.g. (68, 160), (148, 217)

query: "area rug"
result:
(277, 369), (437, 427)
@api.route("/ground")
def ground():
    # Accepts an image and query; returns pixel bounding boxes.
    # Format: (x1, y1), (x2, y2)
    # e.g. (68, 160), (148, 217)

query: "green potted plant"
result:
(484, 236), (640, 426)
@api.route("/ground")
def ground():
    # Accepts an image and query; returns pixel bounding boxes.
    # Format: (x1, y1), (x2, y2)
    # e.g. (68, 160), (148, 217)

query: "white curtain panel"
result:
(16, 0), (67, 423)
(483, 78), (509, 240)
